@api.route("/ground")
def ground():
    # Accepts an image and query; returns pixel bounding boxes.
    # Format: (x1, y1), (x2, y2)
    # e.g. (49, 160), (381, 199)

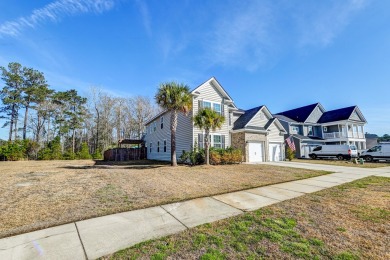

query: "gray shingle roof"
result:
(233, 106), (264, 130)
(276, 103), (319, 123)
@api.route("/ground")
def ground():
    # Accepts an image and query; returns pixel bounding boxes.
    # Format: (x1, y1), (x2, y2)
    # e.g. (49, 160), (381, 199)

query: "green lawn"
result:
(103, 176), (390, 260)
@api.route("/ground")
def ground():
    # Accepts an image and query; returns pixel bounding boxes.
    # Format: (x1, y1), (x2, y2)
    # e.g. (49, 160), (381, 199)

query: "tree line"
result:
(0, 62), (158, 160)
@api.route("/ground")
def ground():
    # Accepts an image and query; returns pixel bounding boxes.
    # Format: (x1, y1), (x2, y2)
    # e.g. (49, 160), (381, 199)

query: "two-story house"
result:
(144, 77), (287, 163)
(274, 103), (367, 158)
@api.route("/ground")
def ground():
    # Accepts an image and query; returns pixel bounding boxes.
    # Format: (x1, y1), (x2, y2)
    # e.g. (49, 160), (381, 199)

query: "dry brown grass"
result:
(293, 158), (390, 168)
(0, 160), (328, 239)
(106, 176), (390, 260)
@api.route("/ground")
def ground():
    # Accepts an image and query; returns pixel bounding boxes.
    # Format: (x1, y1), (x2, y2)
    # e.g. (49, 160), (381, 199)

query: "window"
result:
(164, 140), (167, 152)
(323, 126), (328, 132)
(367, 146), (381, 152)
(313, 146), (322, 152)
(213, 135), (222, 148)
(229, 113), (232, 126)
(153, 121), (157, 132)
(308, 126), (313, 136)
(160, 117), (164, 129)
(203, 101), (211, 109)
(213, 103), (221, 115)
(149, 142), (152, 153)
(292, 126), (299, 134)
(157, 141), (160, 152)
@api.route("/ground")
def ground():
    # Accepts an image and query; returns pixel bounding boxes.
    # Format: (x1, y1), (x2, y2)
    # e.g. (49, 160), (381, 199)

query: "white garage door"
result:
(248, 142), (263, 162)
(269, 143), (282, 161)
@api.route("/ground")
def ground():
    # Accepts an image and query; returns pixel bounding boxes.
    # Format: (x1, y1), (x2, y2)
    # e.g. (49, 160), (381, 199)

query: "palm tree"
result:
(155, 82), (192, 166)
(193, 107), (225, 165)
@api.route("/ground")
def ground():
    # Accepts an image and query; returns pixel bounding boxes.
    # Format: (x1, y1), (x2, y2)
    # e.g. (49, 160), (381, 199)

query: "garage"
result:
(248, 142), (264, 162)
(268, 143), (282, 161)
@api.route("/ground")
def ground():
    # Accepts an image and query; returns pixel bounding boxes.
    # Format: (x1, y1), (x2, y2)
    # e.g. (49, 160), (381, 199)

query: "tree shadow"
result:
(60, 159), (170, 170)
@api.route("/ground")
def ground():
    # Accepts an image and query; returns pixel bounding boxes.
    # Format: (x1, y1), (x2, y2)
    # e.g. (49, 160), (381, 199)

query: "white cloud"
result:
(203, 0), (369, 71)
(135, 0), (152, 36)
(206, 1), (275, 71)
(295, 0), (369, 47)
(0, 0), (116, 38)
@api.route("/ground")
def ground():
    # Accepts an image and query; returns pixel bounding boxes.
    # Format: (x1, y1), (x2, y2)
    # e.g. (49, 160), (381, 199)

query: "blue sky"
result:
(0, 0), (389, 138)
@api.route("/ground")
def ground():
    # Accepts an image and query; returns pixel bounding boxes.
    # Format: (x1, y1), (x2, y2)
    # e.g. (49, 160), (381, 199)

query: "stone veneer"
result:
(231, 131), (268, 162)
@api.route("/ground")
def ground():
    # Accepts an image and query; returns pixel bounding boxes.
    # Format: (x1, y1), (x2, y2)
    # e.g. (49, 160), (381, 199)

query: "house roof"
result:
(273, 114), (298, 123)
(233, 106), (264, 130)
(191, 77), (235, 103)
(276, 103), (320, 123)
(317, 106), (358, 123)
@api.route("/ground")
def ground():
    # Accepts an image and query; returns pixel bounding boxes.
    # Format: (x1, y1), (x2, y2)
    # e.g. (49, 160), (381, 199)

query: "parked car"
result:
(309, 145), (358, 160)
(360, 144), (390, 162)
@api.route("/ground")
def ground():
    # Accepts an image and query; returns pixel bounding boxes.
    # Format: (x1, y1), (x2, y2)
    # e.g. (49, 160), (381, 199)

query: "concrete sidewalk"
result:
(1, 162), (389, 260)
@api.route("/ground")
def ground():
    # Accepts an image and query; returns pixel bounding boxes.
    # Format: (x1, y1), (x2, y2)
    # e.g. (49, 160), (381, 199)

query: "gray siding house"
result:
(144, 77), (286, 163)
(275, 103), (367, 158)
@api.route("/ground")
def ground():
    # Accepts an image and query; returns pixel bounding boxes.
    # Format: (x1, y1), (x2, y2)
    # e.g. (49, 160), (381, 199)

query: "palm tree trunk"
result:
(170, 110), (178, 166)
(205, 129), (210, 165)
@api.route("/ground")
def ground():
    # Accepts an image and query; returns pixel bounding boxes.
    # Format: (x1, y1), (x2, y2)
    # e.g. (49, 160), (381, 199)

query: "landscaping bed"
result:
(0, 160), (329, 239)
(105, 176), (390, 259)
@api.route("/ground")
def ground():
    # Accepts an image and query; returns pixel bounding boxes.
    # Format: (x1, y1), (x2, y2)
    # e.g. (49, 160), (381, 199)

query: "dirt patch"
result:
(104, 177), (390, 260)
(0, 160), (328, 239)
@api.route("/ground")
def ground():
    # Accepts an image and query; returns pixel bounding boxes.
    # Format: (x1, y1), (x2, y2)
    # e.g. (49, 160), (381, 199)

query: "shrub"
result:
(78, 142), (92, 159)
(210, 149), (222, 165)
(92, 148), (103, 159)
(210, 147), (242, 165)
(0, 140), (26, 161)
(180, 146), (205, 166)
(286, 147), (295, 161)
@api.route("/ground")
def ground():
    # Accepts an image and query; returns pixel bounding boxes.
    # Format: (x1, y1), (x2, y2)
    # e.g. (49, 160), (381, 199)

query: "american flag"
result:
(286, 136), (296, 151)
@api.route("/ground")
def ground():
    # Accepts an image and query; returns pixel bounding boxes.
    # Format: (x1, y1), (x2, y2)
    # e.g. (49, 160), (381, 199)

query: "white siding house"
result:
(144, 77), (286, 162)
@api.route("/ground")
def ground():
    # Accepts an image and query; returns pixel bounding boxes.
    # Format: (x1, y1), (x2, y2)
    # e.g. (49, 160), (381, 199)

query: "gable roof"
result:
(276, 103), (321, 123)
(233, 106), (264, 130)
(273, 114), (298, 123)
(318, 106), (366, 123)
(191, 77), (235, 104)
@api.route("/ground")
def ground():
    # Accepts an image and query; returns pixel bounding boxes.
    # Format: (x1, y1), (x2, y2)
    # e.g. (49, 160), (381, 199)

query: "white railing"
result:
(323, 131), (365, 139)
(323, 132), (344, 139)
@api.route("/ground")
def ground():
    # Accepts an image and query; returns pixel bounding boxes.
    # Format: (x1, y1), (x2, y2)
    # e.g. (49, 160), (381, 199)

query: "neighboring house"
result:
(144, 77), (287, 162)
(274, 103), (367, 158)
(365, 133), (378, 149)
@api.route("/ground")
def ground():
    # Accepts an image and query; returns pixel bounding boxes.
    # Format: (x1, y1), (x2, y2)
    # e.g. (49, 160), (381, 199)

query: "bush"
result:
(63, 150), (76, 160)
(78, 142), (92, 159)
(0, 140), (26, 161)
(209, 147), (242, 165)
(180, 146), (205, 166)
(92, 148), (103, 159)
(286, 147), (295, 161)
(37, 136), (62, 160)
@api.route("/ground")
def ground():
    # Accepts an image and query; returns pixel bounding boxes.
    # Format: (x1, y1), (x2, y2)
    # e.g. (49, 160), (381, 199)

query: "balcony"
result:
(323, 131), (365, 139)
(323, 132), (345, 139)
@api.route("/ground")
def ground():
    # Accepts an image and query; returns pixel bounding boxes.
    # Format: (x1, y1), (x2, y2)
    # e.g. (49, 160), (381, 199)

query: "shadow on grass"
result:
(60, 159), (170, 170)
